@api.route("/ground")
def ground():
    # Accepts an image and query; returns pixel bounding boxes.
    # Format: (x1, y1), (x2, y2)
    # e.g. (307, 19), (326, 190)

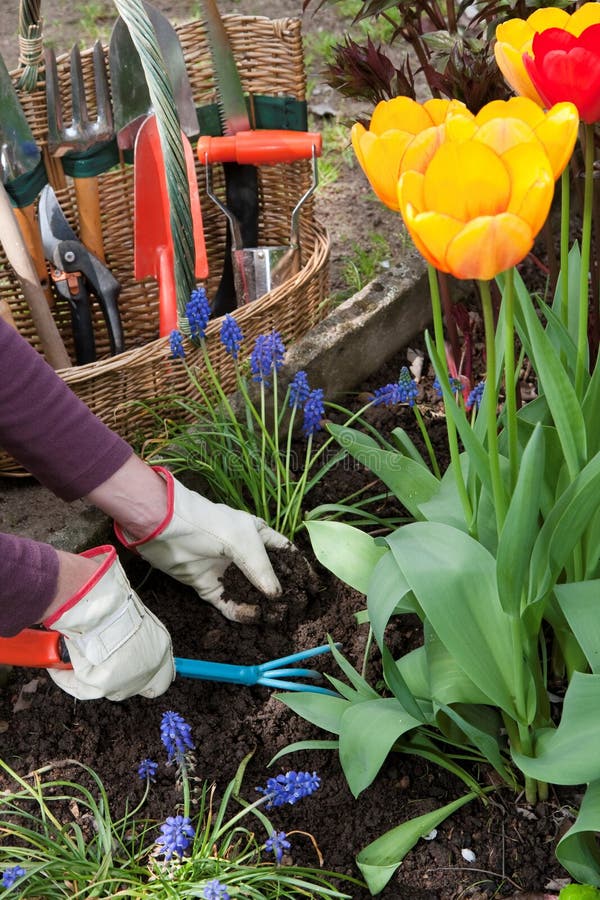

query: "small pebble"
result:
(461, 848), (476, 863)
(423, 829), (437, 841)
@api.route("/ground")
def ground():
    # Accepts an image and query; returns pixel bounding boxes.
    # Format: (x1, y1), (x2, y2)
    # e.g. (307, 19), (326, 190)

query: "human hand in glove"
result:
(115, 467), (291, 623)
(44, 545), (174, 701)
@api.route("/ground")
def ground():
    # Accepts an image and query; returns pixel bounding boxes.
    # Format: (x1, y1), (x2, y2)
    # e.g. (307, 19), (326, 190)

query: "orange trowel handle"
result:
(197, 130), (322, 166)
(0, 628), (71, 669)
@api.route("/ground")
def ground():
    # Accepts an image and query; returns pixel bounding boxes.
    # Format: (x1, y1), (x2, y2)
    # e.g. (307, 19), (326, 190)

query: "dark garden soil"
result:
(0, 344), (581, 900)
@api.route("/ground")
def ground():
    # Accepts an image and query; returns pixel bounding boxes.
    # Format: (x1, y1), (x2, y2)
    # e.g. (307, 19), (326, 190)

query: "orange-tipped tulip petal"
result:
(445, 214), (534, 280)
(396, 120), (555, 280)
(351, 98), (471, 210)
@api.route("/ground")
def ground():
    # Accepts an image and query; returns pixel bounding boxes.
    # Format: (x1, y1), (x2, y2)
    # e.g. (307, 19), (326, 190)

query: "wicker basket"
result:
(0, 14), (330, 476)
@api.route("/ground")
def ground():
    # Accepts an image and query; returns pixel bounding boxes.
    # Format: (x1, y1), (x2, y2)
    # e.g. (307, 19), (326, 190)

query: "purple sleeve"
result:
(0, 534), (59, 636)
(0, 320), (132, 634)
(0, 319), (132, 500)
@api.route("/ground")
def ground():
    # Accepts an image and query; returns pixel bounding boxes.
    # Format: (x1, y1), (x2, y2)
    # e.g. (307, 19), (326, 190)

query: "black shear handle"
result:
(51, 269), (96, 365)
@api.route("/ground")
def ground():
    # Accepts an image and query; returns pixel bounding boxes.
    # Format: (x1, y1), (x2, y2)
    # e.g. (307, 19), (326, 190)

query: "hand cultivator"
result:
(0, 629), (340, 695)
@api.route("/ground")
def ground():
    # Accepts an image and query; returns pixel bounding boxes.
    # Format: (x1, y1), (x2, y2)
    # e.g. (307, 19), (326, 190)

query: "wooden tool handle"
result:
(73, 176), (105, 262)
(13, 204), (55, 306)
(0, 182), (71, 369)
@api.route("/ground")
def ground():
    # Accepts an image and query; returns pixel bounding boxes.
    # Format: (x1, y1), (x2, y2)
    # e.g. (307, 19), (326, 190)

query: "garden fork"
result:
(45, 41), (113, 261)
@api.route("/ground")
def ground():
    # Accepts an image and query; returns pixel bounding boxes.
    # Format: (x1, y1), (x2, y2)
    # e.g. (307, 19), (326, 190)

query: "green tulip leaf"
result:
(367, 550), (416, 651)
(512, 673), (600, 784)
(306, 520), (387, 593)
(339, 697), (422, 796)
(327, 422), (441, 518)
(386, 521), (521, 718)
(554, 580), (600, 673)
(356, 791), (479, 894)
(556, 780), (600, 887)
(276, 691), (350, 736)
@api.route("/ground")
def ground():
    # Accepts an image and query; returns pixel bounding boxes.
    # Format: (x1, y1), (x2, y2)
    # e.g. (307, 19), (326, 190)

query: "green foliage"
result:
(276, 232), (600, 891)
(0, 723), (358, 898)
(338, 233), (393, 298)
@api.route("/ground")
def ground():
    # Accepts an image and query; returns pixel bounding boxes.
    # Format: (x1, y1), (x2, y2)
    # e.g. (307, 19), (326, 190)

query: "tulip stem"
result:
(560, 166), (570, 331)
(479, 280), (506, 534)
(502, 268), (518, 492)
(427, 264), (472, 528)
(576, 123), (594, 398)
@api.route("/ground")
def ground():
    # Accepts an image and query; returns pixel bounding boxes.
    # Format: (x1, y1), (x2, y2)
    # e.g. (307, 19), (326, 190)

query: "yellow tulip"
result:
(397, 125), (555, 280)
(351, 97), (471, 211)
(473, 98), (579, 179)
(495, 2), (600, 105)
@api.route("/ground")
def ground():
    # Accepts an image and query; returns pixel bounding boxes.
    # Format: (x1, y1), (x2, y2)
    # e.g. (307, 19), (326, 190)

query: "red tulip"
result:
(524, 22), (600, 123)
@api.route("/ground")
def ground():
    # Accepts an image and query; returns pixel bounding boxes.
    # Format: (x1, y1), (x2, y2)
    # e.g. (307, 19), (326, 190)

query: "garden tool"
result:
(200, 0), (260, 316)
(39, 183), (124, 364)
(0, 628), (340, 695)
(134, 114), (208, 337)
(198, 130), (322, 305)
(108, 0), (198, 150)
(0, 48), (54, 308)
(45, 41), (113, 261)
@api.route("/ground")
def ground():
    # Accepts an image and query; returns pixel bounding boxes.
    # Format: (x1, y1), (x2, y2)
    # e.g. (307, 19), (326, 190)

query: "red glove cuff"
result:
(113, 466), (175, 549)
(43, 545), (115, 627)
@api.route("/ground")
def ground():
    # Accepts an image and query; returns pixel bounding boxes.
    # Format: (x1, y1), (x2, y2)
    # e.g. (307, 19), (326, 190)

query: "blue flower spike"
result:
(160, 711), (195, 763)
(264, 830), (291, 865)
(289, 370), (311, 409)
(220, 314), (244, 359)
(372, 366), (419, 407)
(250, 331), (285, 385)
(138, 758), (158, 781)
(1, 866), (26, 889)
(467, 380), (486, 411)
(256, 770), (321, 809)
(203, 879), (231, 900)
(186, 287), (211, 340)
(169, 330), (185, 359)
(155, 814), (195, 861)
(302, 388), (325, 436)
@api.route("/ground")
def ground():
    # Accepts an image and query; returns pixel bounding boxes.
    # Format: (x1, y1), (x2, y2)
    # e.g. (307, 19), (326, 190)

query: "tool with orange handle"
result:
(0, 627), (339, 694)
(197, 129), (322, 307)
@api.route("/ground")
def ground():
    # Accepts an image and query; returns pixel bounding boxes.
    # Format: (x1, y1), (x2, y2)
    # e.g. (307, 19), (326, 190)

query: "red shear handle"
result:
(0, 628), (71, 669)
(197, 129), (322, 166)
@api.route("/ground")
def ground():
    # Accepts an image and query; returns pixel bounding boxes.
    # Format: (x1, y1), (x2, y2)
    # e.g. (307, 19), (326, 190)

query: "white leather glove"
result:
(115, 467), (291, 623)
(44, 546), (174, 701)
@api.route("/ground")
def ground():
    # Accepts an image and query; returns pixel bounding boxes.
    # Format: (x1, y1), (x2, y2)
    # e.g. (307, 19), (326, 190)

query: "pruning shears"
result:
(39, 184), (124, 365)
(0, 629), (340, 696)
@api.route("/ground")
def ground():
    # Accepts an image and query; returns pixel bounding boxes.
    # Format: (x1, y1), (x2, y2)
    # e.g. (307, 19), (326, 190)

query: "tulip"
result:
(351, 97), (471, 211)
(397, 120), (555, 280)
(524, 23), (600, 124)
(494, 2), (600, 106)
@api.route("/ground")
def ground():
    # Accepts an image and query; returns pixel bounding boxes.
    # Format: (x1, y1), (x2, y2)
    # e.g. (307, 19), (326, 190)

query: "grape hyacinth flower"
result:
(433, 374), (463, 398)
(398, 366), (419, 406)
(186, 287), (211, 340)
(203, 879), (231, 900)
(169, 330), (185, 359)
(220, 314), (243, 359)
(256, 770), (321, 809)
(155, 814), (195, 861)
(160, 711), (195, 763)
(264, 830), (291, 865)
(302, 388), (325, 437)
(372, 382), (405, 407)
(289, 370), (311, 409)
(1, 866), (26, 888)
(138, 758), (158, 781)
(467, 380), (486, 412)
(250, 331), (285, 385)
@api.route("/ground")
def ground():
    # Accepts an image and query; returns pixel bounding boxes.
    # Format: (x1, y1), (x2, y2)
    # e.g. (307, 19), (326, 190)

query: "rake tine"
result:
(91, 40), (114, 140)
(70, 44), (89, 134)
(45, 47), (66, 156)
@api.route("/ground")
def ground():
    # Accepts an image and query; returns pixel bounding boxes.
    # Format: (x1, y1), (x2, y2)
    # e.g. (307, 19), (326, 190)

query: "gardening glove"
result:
(114, 466), (291, 623)
(44, 545), (175, 701)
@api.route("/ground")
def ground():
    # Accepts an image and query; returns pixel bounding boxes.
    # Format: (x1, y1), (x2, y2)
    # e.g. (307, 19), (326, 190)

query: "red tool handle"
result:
(197, 129), (322, 166)
(0, 628), (71, 669)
